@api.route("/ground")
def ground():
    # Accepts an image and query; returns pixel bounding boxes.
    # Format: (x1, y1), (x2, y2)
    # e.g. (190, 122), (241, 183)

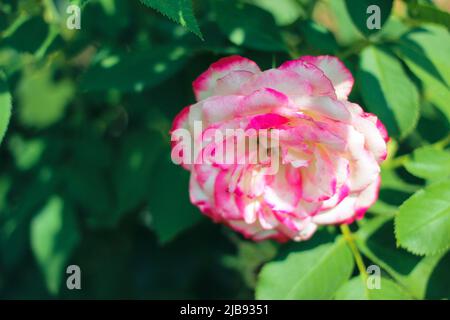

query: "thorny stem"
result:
(340, 224), (369, 295)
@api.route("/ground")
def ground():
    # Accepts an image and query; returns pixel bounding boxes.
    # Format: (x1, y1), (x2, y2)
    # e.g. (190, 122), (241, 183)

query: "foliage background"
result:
(0, 0), (449, 299)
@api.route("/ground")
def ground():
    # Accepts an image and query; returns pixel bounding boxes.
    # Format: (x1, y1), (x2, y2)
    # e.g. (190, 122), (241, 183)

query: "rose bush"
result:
(171, 55), (388, 242)
(1, 0), (448, 300)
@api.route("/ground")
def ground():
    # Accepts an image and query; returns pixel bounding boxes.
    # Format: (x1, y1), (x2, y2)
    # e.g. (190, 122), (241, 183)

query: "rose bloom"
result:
(171, 55), (388, 242)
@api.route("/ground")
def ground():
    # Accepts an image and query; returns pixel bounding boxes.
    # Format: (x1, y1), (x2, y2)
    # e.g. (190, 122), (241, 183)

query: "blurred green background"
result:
(0, 0), (449, 299)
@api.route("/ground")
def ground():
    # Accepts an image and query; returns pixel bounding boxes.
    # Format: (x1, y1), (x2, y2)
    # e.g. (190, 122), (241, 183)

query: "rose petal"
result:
(193, 55), (260, 101)
(312, 197), (357, 224)
(300, 55), (354, 100)
(241, 69), (312, 98)
(294, 96), (351, 122)
(279, 59), (337, 98)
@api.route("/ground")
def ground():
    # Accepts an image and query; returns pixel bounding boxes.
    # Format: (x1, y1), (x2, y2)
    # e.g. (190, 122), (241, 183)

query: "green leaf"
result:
(16, 66), (74, 129)
(319, 0), (364, 46)
(247, 0), (303, 26)
(369, 168), (420, 216)
(223, 238), (278, 289)
(358, 45), (420, 138)
(404, 146), (450, 180)
(0, 167), (55, 271)
(344, 0), (393, 36)
(81, 46), (189, 92)
(114, 130), (164, 215)
(335, 276), (413, 300)
(140, 0), (203, 39)
(300, 20), (340, 54)
(397, 25), (449, 87)
(0, 175), (10, 212)
(374, 16), (409, 41)
(380, 167), (421, 194)
(8, 135), (46, 171)
(395, 180), (450, 256)
(0, 72), (12, 146)
(64, 166), (113, 229)
(1, 16), (49, 54)
(426, 252), (450, 299)
(214, 0), (286, 52)
(407, 2), (450, 29)
(394, 26), (450, 122)
(30, 196), (81, 294)
(356, 217), (446, 299)
(147, 150), (202, 244)
(61, 133), (115, 229)
(255, 235), (354, 299)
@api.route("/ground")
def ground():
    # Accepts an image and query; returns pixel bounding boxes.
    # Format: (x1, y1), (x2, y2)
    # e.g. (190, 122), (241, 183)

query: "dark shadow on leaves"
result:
(358, 70), (399, 137)
(367, 220), (421, 275)
(426, 251), (450, 299)
(398, 28), (448, 88)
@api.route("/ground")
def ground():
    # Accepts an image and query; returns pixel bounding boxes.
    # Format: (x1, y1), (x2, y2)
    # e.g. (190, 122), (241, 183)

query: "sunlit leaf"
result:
(404, 146), (450, 180)
(314, 0), (363, 46)
(16, 66), (74, 129)
(395, 180), (450, 256)
(0, 72), (12, 146)
(256, 234), (354, 299)
(395, 26), (450, 122)
(407, 2), (450, 29)
(335, 276), (413, 300)
(8, 135), (46, 170)
(31, 196), (80, 294)
(247, 0), (303, 26)
(358, 45), (420, 138)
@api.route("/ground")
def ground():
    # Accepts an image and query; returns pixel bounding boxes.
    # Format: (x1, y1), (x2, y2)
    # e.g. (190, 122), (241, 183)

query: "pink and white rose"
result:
(171, 55), (388, 242)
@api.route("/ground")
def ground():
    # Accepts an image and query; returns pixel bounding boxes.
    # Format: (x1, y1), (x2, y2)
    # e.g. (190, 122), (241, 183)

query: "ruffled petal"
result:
(300, 55), (354, 100)
(294, 96), (351, 122)
(279, 59), (336, 98)
(239, 88), (290, 116)
(347, 126), (380, 191)
(301, 148), (337, 202)
(312, 197), (357, 224)
(346, 102), (388, 162)
(354, 176), (380, 219)
(264, 164), (302, 213)
(193, 55), (260, 101)
(214, 70), (255, 96)
(241, 69), (312, 98)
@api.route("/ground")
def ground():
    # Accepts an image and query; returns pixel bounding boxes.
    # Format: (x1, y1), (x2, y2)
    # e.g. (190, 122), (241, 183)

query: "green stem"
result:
(337, 40), (371, 60)
(434, 133), (450, 149)
(384, 154), (409, 169)
(340, 224), (369, 295)
(384, 133), (450, 169)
